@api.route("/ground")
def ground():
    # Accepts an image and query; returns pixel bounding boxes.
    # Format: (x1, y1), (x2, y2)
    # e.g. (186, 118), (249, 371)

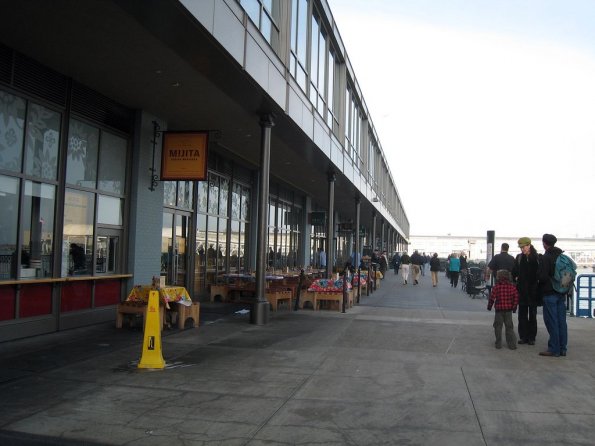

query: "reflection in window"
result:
(290, 0), (309, 91)
(98, 131), (127, 194)
(62, 189), (94, 277)
(231, 183), (241, 219)
(163, 181), (176, 206)
(0, 90), (26, 172)
(208, 173), (219, 215)
(22, 181), (55, 278)
(66, 119), (99, 188)
(219, 177), (229, 216)
(197, 180), (208, 213)
(96, 235), (118, 274)
(177, 181), (193, 209)
(0, 175), (19, 279)
(241, 0), (280, 52)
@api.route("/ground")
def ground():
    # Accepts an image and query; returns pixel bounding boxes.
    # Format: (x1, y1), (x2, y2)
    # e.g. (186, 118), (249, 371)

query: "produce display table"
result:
(116, 301), (165, 330)
(265, 289), (292, 311)
(169, 302), (200, 328)
(126, 285), (192, 308)
(307, 278), (353, 312)
(118, 285), (195, 329)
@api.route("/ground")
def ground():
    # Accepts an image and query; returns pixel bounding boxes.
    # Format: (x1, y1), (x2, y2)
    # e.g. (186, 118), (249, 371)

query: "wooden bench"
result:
(314, 292), (345, 312)
(169, 302), (200, 328)
(116, 302), (165, 330)
(265, 289), (292, 311)
(299, 290), (316, 310)
(210, 284), (229, 302)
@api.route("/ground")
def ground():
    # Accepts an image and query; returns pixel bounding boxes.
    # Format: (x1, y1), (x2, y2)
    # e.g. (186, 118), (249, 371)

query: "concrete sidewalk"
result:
(1, 271), (595, 445)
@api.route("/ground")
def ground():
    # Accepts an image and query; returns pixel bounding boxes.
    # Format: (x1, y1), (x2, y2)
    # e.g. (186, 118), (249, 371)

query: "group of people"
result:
(391, 250), (431, 285)
(487, 234), (570, 358)
(388, 234), (571, 359)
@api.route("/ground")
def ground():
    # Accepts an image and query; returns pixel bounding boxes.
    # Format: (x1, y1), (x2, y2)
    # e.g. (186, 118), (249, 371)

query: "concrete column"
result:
(372, 212), (377, 250)
(326, 171), (336, 278)
(355, 196), (361, 266)
(251, 113), (274, 325)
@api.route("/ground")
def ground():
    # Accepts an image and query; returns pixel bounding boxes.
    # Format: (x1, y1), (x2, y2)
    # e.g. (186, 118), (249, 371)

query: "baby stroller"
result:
(466, 267), (488, 299)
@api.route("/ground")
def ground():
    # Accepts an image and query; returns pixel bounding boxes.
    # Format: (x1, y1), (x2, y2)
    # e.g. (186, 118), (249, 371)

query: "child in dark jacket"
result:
(487, 269), (519, 349)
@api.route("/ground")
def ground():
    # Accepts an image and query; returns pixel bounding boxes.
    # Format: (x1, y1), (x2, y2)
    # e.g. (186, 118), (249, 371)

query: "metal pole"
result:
(372, 211), (377, 251)
(342, 270), (347, 313)
(357, 267), (361, 304)
(294, 269), (304, 311)
(251, 114), (274, 325)
(487, 230), (495, 287)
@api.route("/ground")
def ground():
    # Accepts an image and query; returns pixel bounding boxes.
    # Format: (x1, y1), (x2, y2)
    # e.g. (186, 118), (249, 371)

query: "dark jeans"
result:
(543, 294), (567, 355)
(518, 304), (537, 342)
(450, 271), (459, 287)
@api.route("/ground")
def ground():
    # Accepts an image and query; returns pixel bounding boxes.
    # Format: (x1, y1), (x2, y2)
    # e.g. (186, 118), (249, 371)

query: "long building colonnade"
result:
(0, 0), (409, 341)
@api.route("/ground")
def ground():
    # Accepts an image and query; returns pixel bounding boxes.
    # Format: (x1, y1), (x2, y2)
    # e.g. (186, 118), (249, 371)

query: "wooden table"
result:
(118, 285), (197, 329)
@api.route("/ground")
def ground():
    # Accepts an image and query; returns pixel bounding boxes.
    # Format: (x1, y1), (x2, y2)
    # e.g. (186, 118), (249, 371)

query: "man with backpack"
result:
(538, 233), (576, 357)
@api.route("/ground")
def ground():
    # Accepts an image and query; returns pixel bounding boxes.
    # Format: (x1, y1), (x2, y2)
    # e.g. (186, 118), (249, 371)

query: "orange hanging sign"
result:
(161, 131), (209, 180)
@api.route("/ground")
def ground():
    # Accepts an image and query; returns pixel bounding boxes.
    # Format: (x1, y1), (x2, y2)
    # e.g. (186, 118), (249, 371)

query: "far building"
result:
(410, 234), (595, 268)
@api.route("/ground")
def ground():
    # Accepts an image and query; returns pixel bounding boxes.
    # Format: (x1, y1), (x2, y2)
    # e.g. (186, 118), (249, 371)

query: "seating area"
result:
(206, 270), (371, 312)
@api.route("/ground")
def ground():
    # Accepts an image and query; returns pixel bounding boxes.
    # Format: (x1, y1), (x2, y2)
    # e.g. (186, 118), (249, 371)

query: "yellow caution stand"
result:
(138, 290), (165, 370)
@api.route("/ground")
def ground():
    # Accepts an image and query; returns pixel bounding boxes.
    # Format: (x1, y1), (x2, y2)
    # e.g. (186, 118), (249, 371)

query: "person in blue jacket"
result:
(449, 253), (461, 287)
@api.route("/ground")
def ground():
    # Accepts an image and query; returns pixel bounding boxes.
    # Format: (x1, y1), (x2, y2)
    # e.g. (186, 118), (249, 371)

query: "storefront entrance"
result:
(161, 212), (190, 288)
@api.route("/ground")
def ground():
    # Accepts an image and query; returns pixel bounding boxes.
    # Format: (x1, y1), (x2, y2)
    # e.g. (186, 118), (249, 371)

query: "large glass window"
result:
(22, 181), (55, 278)
(0, 91), (25, 172)
(0, 89), (61, 281)
(327, 51), (337, 131)
(290, 0), (309, 91)
(163, 180), (193, 211)
(97, 195), (122, 226)
(62, 118), (128, 277)
(309, 13), (329, 117)
(62, 189), (94, 276)
(241, 0), (281, 52)
(25, 103), (60, 180)
(66, 120), (99, 188)
(194, 174), (250, 295)
(345, 87), (362, 163)
(267, 197), (301, 271)
(291, 3), (339, 135)
(0, 175), (19, 279)
(98, 131), (126, 194)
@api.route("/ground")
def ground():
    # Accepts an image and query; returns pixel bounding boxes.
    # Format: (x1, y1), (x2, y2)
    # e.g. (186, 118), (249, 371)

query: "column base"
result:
(250, 300), (269, 325)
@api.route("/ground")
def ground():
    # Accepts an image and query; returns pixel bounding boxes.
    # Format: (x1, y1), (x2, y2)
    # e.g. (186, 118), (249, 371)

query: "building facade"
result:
(410, 234), (595, 267)
(0, 0), (409, 341)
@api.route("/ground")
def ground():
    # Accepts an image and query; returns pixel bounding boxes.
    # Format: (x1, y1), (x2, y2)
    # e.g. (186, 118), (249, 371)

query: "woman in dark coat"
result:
(513, 237), (541, 345)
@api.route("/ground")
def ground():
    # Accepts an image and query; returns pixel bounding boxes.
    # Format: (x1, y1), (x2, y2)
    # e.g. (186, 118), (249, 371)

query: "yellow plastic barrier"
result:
(137, 290), (165, 369)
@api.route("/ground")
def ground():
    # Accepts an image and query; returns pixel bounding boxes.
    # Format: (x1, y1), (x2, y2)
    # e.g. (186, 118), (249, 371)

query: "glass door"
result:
(161, 212), (190, 287)
(95, 230), (119, 274)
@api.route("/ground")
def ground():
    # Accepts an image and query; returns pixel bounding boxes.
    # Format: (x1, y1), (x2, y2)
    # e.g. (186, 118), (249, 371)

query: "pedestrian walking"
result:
(429, 253), (440, 287)
(449, 253), (461, 287)
(400, 251), (411, 285)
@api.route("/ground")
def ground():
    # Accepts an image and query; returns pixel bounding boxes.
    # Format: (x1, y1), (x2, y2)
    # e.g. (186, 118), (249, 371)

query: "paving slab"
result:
(1, 270), (595, 445)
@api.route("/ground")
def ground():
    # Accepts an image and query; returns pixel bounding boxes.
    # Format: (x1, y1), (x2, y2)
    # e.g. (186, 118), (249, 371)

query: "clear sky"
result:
(328, 0), (595, 239)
